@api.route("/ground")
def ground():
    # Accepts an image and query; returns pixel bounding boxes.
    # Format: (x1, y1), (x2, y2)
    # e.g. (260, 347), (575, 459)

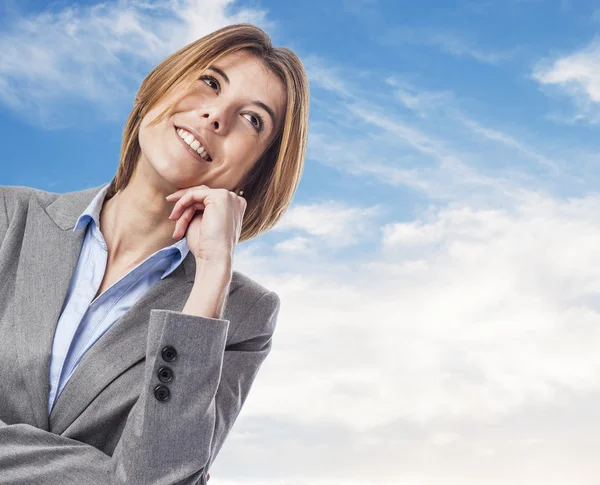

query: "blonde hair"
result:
(106, 23), (309, 243)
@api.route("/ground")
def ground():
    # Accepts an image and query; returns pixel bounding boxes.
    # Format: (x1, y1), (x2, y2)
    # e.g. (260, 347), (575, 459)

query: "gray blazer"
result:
(0, 183), (281, 484)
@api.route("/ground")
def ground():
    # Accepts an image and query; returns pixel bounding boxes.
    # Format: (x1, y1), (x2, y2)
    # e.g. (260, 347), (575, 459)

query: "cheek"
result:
(138, 127), (154, 159)
(138, 118), (168, 158)
(225, 134), (264, 166)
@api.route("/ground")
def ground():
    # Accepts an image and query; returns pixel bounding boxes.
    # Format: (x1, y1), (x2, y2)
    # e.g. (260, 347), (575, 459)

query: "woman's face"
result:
(138, 49), (287, 192)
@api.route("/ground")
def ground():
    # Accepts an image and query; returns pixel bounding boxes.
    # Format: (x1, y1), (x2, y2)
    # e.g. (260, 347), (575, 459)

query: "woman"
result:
(0, 23), (309, 484)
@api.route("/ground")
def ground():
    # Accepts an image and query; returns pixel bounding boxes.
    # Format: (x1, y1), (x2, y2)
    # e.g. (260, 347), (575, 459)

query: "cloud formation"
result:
(383, 27), (516, 65)
(533, 37), (600, 123)
(0, 0), (270, 126)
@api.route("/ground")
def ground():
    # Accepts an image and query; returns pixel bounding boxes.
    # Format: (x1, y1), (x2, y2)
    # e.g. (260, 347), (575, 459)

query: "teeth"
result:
(176, 128), (211, 160)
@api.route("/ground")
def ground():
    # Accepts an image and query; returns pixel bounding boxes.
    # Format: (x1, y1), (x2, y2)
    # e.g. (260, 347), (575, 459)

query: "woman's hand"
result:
(165, 185), (247, 263)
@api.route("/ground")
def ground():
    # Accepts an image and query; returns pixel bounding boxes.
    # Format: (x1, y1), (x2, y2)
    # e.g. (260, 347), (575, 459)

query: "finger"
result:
(169, 189), (209, 220)
(165, 186), (194, 201)
(172, 203), (204, 239)
(165, 190), (186, 202)
(169, 191), (196, 220)
(172, 205), (196, 240)
(169, 198), (205, 221)
(166, 184), (209, 202)
(173, 203), (204, 239)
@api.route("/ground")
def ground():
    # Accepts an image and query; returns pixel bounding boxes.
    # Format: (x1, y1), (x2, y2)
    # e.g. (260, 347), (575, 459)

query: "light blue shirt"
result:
(48, 183), (190, 415)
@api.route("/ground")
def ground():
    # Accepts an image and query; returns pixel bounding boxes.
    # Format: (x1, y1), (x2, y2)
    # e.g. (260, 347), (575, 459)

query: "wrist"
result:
(195, 257), (232, 281)
(182, 259), (232, 319)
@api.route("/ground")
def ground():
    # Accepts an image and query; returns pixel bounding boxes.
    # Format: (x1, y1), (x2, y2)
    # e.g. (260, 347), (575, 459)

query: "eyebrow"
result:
(207, 66), (230, 84)
(206, 65), (278, 127)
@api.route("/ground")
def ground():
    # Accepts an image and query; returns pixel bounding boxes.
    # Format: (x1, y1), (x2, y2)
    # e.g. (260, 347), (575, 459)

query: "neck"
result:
(100, 160), (181, 266)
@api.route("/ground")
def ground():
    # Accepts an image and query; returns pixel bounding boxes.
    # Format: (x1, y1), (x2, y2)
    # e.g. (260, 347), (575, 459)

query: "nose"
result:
(202, 112), (220, 131)
(199, 101), (234, 134)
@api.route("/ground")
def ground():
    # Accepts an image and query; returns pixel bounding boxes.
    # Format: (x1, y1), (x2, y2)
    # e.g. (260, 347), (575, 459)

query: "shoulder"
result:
(230, 270), (280, 310)
(0, 185), (62, 220)
(226, 270), (281, 339)
(0, 184), (106, 230)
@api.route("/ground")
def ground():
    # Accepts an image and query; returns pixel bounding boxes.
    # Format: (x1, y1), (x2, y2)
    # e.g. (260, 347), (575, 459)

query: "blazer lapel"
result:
(13, 190), (92, 431)
(12, 183), (206, 433)
(48, 254), (195, 434)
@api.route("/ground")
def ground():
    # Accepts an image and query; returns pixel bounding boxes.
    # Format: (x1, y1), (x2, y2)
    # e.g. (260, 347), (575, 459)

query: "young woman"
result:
(0, 23), (309, 484)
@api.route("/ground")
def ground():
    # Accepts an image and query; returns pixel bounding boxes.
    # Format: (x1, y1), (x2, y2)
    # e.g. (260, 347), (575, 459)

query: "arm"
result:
(205, 290), (279, 472)
(0, 271), (280, 484)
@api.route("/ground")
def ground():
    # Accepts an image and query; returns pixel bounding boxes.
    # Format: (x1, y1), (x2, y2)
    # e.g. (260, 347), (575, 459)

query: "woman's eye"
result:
(200, 75), (219, 92)
(243, 113), (263, 131)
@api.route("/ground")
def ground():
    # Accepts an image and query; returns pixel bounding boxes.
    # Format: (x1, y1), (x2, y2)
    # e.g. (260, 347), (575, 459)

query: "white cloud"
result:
(533, 37), (600, 123)
(272, 201), (383, 248)
(382, 218), (444, 246)
(273, 236), (312, 253)
(431, 432), (463, 446)
(306, 63), (583, 207)
(385, 77), (563, 175)
(391, 85), (453, 117)
(303, 55), (353, 97)
(0, 0), (271, 126)
(385, 27), (516, 65)
(456, 116), (562, 174)
(228, 187), (600, 483)
(237, 188), (600, 427)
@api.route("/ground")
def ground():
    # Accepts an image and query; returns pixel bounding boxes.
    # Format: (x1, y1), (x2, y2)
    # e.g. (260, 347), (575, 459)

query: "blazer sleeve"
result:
(0, 290), (280, 485)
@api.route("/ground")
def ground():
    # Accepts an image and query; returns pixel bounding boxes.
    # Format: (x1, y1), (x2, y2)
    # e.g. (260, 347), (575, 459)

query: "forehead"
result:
(212, 50), (274, 80)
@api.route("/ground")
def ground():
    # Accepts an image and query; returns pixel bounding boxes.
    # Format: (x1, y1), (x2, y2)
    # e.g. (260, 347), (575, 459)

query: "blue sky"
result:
(3, 1), (600, 484)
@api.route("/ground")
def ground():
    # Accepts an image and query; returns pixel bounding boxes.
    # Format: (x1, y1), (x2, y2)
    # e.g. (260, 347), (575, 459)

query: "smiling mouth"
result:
(174, 126), (212, 162)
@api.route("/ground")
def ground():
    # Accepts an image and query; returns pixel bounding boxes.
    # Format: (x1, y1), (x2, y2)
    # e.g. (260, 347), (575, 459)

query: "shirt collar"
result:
(73, 183), (190, 279)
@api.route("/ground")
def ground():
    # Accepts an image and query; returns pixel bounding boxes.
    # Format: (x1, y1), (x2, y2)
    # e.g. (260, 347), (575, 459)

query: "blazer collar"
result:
(45, 182), (198, 282)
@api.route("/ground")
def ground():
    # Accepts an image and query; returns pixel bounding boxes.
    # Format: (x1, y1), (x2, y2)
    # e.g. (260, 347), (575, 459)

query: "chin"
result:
(143, 153), (190, 187)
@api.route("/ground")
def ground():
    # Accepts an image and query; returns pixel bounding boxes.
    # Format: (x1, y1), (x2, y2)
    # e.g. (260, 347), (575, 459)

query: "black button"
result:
(157, 366), (173, 382)
(154, 385), (170, 401)
(161, 345), (177, 362)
